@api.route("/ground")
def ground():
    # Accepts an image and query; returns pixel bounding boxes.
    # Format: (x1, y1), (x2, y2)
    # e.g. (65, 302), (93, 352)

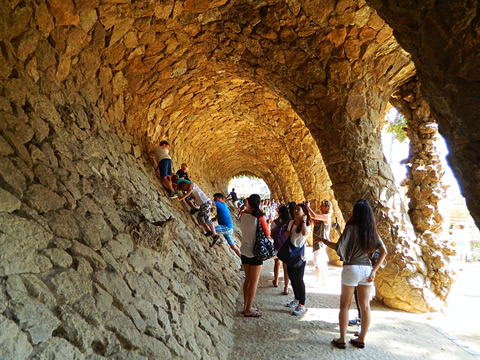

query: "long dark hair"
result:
(247, 194), (264, 218)
(347, 199), (379, 251)
(287, 201), (296, 220)
(276, 205), (290, 225)
(295, 203), (311, 233)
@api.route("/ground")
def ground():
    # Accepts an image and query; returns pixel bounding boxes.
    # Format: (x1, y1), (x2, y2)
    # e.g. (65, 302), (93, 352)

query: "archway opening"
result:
(381, 107), (480, 255)
(227, 175), (271, 200)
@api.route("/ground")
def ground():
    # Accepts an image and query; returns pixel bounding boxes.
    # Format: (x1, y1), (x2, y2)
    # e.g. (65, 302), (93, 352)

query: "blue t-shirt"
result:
(215, 201), (233, 229)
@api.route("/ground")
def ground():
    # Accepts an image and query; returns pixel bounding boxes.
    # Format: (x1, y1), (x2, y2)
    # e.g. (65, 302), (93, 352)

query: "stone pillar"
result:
(302, 79), (448, 312)
(390, 80), (456, 301)
(367, 0), (480, 231)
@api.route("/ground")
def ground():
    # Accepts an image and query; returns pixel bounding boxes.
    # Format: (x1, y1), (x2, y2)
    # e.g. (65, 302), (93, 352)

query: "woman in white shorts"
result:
(320, 199), (387, 349)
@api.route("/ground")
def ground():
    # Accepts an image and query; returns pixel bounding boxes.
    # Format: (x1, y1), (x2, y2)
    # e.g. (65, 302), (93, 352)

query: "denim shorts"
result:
(215, 225), (235, 245)
(341, 265), (374, 286)
(158, 159), (172, 177)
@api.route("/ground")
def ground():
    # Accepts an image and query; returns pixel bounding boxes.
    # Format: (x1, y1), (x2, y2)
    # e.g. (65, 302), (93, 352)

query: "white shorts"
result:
(313, 248), (328, 267)
(341, 265), (373, 286)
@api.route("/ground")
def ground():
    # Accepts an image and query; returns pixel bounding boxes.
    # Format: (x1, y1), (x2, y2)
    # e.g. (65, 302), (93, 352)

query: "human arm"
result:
(259, 216), (270, 237)
(176, 184), (193, 201)
(300, 215), (309, 236)
(305, 201), (330, 223)
(321, 237), (338, 250)
(367, 243), (387, 282)
(270, 220), (277, 233)
(321, 223), (347, 251)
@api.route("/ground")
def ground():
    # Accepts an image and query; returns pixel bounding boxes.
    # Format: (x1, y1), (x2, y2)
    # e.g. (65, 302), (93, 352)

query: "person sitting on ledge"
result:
(176, 163), (191, 181)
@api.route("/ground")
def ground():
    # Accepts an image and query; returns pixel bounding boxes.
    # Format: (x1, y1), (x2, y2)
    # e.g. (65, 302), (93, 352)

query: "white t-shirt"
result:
(288, 220), (311, 247)
(239, 213), (258, 258)
(153, 146), (171, 163)
(191, 183), (209, 205)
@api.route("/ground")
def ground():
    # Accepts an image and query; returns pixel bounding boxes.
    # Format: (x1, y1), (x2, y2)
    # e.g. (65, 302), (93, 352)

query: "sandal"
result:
(331, 339), (346, 349)
(272, 280), (278, 287)
(240, 308), (257, 315)
(282, 289), (289, 295)
(244, 310), (263, 318)
(350, 338), (365, 349)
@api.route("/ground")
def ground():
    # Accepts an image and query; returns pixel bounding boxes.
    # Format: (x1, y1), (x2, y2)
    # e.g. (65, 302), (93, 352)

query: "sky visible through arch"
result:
(227, 176), (271, 200)
(382, 108), (479, 241)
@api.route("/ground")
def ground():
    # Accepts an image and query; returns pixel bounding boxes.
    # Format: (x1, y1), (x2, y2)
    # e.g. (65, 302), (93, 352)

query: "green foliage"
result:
(472, 241), (480, 262)
(386, 113), (408, 143)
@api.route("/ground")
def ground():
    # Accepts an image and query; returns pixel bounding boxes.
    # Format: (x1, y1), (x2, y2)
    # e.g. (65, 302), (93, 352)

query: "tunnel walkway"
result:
(228, 253), (480, 360)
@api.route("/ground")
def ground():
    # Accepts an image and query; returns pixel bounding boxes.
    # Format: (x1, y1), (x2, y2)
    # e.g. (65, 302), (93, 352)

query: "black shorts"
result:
(241, 255), (263, 266)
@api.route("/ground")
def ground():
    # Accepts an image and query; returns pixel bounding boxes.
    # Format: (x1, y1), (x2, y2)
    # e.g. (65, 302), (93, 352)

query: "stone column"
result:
(390, 80), (456, 301)
(367, 0), (480, 232)
(302, 79), (448, 312)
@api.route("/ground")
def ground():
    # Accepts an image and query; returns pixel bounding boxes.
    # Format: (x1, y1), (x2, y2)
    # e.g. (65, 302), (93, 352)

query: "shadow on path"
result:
(229, 255), (480, 360)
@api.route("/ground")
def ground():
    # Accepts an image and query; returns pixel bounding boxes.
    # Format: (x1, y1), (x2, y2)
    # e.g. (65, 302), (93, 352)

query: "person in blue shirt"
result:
(211, 193), (241, 258)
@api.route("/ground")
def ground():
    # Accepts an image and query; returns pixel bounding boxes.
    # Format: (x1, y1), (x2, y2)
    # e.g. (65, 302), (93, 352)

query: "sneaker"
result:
(169, 192), (178, 199)
(348, 317), (361, 326)
(292, 304), (307, 316)
(209, 235), (220, 247)
(204, 231), (213, 237)
(190, 208), (199, 215)
(286, 299), (299, 308)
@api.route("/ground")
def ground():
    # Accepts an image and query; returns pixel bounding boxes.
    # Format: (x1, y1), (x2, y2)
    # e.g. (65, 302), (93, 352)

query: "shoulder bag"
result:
(276, 222), (306, 268)
(253, 217), (276, 261)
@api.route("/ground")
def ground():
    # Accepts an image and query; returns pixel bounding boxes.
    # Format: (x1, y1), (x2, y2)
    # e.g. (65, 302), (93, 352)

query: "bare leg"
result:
(206, 223), (217, 235)
(336, 284), (355, 343)
(200, 223), (211, 233)
(354, 288), (361, 319)
(282, 262), (290, 293)
(320, 262), (328, 285)
(356, 285), (372, 343)
(243, 264), (250, 313)
(243, 264), (262, 315)
(161, 176), (174, 193)
(185, 198), (196, 209)
(273, 258), (281, 287)
(229, 244), (241, 258)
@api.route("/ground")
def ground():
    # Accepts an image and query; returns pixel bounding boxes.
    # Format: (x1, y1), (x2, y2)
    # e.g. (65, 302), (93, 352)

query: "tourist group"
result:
(149, 140), (387, 350)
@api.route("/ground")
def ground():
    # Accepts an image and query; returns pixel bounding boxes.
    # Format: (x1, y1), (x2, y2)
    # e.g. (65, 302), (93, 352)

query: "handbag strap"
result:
(286, 221), (294, 241)
(288, 221), (295, 232)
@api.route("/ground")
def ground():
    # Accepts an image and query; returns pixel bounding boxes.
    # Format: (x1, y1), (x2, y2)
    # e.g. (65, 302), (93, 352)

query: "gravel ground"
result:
(229, 253), (480, 360)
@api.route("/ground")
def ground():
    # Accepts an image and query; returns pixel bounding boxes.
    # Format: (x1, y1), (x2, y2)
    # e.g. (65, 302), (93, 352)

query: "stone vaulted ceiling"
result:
(1, 0), (479, 318)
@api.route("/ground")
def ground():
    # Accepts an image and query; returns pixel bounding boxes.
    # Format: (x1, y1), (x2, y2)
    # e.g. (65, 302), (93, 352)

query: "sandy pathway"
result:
(229, 255), (480, 360)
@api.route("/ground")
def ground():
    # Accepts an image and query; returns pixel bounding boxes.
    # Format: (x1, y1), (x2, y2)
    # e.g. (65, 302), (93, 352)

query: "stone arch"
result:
(4, 10), (475, 360)
(366, 0), (480, 229)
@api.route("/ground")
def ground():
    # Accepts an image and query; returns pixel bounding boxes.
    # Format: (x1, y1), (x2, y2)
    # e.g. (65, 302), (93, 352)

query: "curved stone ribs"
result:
(1, 0), (458, 324)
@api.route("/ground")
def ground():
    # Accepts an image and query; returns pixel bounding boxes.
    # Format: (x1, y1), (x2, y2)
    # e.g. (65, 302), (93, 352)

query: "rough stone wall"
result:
(0, 29), (246, 359)
(0, 79), (240, 359)
(0, 4), (465, 351)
